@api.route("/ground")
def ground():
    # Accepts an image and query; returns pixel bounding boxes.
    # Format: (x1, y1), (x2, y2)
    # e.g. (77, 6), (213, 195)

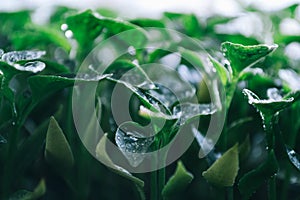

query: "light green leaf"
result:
(45, 117), (74, 171)
(95, 133), (144, 188)
(162, 161), (194, 198)
(208, 56), (231, 86)
(202, 144), (239, 187)
(221, 42), (277, 76)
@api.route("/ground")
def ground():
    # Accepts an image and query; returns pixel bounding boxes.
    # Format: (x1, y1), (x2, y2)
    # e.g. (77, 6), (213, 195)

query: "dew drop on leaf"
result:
(115, 123), (154, 167)
(13, 61), (46, 73)
(1, 50), (46, 65)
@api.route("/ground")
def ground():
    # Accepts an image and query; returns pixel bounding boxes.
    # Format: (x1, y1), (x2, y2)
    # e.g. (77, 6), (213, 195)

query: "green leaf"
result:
(164, 12), (202, 37)
(95, 133), (144, 188)
(28, 73), (110, 104)
(202, 144), (239, 187)
(238, 150), (278, 199)
(286, 146), (300, 172)
(45, 116), (74, 171)
(9, 179), (46, 200)
(65, 10), (104, 48)
(243, 88), (295, 117)
(208, 55), (231, 86)
(66, 10), (147, 49)
(0, 11), (31, 35)
(221, 42), (277, 76)
(130, 18), (165, 28)
(162, 161), (194, 198)
(11, 26), (71, 52)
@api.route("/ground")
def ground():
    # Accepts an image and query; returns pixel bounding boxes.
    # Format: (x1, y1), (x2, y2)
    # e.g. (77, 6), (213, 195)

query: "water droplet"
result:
(13, 61), (46, 73)
(0, 135), (7, 144)
(267, 88), (282, 101)
(1, 50), (46, 65)
(61, 24), (68, 31)
(115, 124), (154, 167)
(0, 49), (4, 57)
(65, 30), (73, 39)
(128, 46), (136, 56)
(173, 103), (217, 125)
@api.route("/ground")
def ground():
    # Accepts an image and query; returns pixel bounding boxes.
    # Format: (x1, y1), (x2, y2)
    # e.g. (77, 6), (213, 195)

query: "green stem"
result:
(268, 176), (276, 200)
(262, 114), (276, 200)
(158, 167), (165, 200)
(227, 187), (233, 200)
(150, 170), (158, 200)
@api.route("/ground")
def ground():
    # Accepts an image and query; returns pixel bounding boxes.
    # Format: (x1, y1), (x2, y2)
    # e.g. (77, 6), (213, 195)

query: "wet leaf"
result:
(105, 60), (155, 90)
(28, 74), (110, 104)
(115, 122), (154, 167)
(45, 117), (74, 171)
(173, 103), (217, 125)
(243, 88), (295, 117)
(238, 150), (278, 199)
(96, 133), (144, 187)
(202, 144), (239, 187)
(221, 42), (277, 76)
(286, 146), (300, 172)
(162, 161), (194, 198)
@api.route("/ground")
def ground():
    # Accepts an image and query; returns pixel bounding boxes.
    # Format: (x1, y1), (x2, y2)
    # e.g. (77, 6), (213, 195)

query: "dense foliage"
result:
(1, 4), (300, 200)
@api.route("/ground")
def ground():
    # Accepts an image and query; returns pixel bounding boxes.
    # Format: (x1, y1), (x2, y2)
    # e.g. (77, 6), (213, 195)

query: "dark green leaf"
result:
(9, 179), (46, 200)
(45, 117), (74, 171)
(130, 18), (165, 28)
(238, 150), (278, 199)
(202, 144), (239, 187)
(28, 73), (110, 104)
(162, 161), (194, 198)
(243, 88), (295, 117)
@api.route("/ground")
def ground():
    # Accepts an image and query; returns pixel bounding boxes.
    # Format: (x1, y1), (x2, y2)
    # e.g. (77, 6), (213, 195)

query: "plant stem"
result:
(150, 170), (158, 200)
(227, 187), (233, 200)
(268, 176), (276, 200)
(158, 167), (165, 200)
(262, 114), (277, 200)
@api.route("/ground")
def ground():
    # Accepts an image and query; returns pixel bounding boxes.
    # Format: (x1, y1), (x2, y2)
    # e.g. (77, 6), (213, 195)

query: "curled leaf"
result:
(221, 42), (277, 75)
(243, 88), (295, 116)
